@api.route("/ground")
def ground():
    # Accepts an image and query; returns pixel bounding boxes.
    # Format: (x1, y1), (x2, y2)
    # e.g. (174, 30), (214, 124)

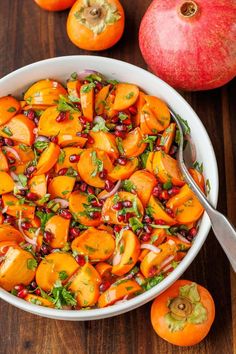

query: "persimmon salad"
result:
(0, 71), (206, 310)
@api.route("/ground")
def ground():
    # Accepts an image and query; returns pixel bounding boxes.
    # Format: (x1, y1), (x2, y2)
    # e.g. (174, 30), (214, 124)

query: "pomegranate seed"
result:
(91, 199), (103, 207)
(95, 82), (103, 91)
(79, 116), (88, 125)
(17, 289), (28, 299)
(30, 281), (37, 289)
(75, 254), (86, 266)
(0, 137), (4, 147)
(26, 192), (38, 201)
(188, 227), (197, 238)
(155, 145), (165, 152)
(69, 227), (80, 239)
(128, 106), (137, 115)
(179, 229), (187, 237)
(79, 132), (88, 138)
(90, 211), (101, 219)
(111, 116), (119, 123)
(14, 284), (25, 292)
(155, 219), (166, 225)
(26, 110), (35, 120)
(169, 145), (177, 156)
(59, 209), (72, 219)
(80, 182), (87, 192)
(4, 215), (15, 223)
(87, 186), (95, 195)
(165, 208), (175, 218)
(143, 215), (152, 223)
(115, 125), (127, 132)
(153, 185), (162, 197)
(123, 119), (132, 126)
(99, 280), (111, 292)
(56, 112), (67, 122)
(105, 180), (114, 192)
(123, 200), (132, 208)
(87, 135), (94, 144)
(44, 230), (54, 243)
(160, 190), (169, 200)
(124, 212), (134, 222)
(0, 198), (3, 208)
(112, 201), (123, 211)
(40, 244), (51, 255)
(99, 169), (107, 180)
(117, 157), (127, 166)
(21, 221), (32, 230)
(117, 214), (125, 222)
(69, 154), (80, 163)
(149, 266), (157, 277)
(35, 288), (41, 296)
(144, 225), (153, 234)
(73, 182), (80, 191)
(25, 165), (36, 177)
(168, 187), (180, 196)
(58, 168), (68, 176)
(114, 131), (126, 138)
(50, 136), (58, 144)
(4, 138), (14, 146)
(142, 233), (151, 242)
(113, 225), (121, 233)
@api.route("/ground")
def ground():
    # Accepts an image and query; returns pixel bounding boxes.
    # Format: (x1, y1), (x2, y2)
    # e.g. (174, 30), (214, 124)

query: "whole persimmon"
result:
(34, 0), (76, 11)
(67, 0), (125, 51)
(151, 280), (215, 346)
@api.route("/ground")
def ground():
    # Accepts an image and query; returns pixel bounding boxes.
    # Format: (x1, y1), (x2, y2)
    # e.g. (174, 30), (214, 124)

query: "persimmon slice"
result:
(113, 83), (139, 110)
(0, 114), (36, 145)
(35, 142), (60, 175)
(0, 96), (20, 125)
(112, 229), (140, 276)
(71, 227), (115, 261)
(122, 127), (147, 157)
(36, 252), (79, 291)
(0, 171), (14, 194)
(48, 176), (76, 200)
(152, 151), (184, 186)
(45, 215), (70, 249)
(129, 170), (156, 207)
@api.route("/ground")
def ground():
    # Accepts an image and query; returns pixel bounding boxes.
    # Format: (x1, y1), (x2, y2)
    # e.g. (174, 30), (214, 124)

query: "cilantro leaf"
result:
(92, 117), (109, 133)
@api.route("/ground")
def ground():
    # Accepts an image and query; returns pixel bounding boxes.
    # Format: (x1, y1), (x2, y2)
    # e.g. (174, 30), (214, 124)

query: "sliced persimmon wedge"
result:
(112, 229), (140, 276)
(113, 83), (139, 111)
(35, 142), (60, 175)
(152, 151), (184, 186)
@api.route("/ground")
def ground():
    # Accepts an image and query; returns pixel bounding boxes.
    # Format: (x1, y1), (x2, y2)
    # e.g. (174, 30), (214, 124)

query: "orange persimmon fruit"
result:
(34, 0), (76, 11)
(151, 280), (215, 346)
(67, 0), (125, 51)
(0, 96), (20, 125)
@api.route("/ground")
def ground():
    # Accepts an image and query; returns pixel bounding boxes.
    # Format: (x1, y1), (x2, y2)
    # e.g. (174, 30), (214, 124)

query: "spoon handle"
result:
(181, 164), (236, 272)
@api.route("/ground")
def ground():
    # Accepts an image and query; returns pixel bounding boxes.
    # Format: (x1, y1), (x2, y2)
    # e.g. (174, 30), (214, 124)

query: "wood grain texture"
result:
(0, 0), (235, 353)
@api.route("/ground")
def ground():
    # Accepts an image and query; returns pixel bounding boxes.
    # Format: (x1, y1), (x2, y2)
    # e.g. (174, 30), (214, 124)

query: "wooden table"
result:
(0, 1), (235, 353)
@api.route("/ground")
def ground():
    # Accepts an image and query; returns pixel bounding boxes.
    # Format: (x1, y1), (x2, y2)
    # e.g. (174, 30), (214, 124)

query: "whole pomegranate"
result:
(139, 0), (236, 91)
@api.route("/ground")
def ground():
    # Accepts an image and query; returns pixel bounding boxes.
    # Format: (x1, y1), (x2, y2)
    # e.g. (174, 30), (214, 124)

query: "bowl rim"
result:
(0, 55), (219, 320)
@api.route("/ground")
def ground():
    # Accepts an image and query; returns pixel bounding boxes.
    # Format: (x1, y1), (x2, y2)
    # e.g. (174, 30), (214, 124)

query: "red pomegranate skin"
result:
(139, 0), (236, 91)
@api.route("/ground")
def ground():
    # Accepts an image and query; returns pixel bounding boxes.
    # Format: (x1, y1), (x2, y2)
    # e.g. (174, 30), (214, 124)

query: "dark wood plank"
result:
(0, 1), (234, 353)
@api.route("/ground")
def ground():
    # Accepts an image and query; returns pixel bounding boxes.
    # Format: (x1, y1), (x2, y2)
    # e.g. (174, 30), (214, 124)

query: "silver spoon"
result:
(170, 109), (236, 272)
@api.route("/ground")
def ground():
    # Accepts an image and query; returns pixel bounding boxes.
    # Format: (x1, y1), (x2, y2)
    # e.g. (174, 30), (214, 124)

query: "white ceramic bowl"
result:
(0, 56), (218, 320)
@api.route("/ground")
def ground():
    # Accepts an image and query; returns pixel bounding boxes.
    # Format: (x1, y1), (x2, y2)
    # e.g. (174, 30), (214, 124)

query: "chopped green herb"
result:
(85, 73), (103, 83)
(106, 79), (119, 85)
(57, 95), (79, 113)
(118, 112), (129, 121)
(91, 151), (103, 177)
(36, 211), (54, 231)
(177, 114), (191, 135)
(141, 135), (157, 151)
(50, 280), (77, 309)
(81, 83), (95, 93)
(65, 167), (78, 177)
(18, 174), (28, 188)
(27, 258), (38, 270)
(206, 179), (211, 195)
(19, 144), (30, 152)
(7, 106), (16, 112)
(2, 126), (13, 136)
(139, 151), (149, 168)
(129, 217), (143, 232)
(142, 274), (164, 291)
(163, 181), (172, 190)
(59, 271), (68, 281)
(34, 140), (49, 151)
(125, 92), (134, 100)
(145, 205), (155, 218)
(92, 116), (109, 133)
(116, 137), (124, 155)
(58, 150), (66, 164)
(121, 180), (136, 193)
(193, 161), (203, 174)
(37, 193), (50, 204)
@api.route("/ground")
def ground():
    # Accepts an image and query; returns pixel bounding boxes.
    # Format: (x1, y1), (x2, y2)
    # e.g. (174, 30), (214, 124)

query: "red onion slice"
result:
(18, 212), (37, 247)
(33, 128), (38, 135)
(176, 232), (191, 244)
(1, 206), (8, 214)
(35, 135), (50, 143)
(99, 180), (121, 200)
(160, 255), (175, 269)
(52, 198), (69, 208)
(77, 70), (103, 80)
(3, 147), (21, 161)
(162, 263), (173, 273)
(10, 171), (28, 190)
(112, 250), (122, 266)
(140, 243), (161, 253)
